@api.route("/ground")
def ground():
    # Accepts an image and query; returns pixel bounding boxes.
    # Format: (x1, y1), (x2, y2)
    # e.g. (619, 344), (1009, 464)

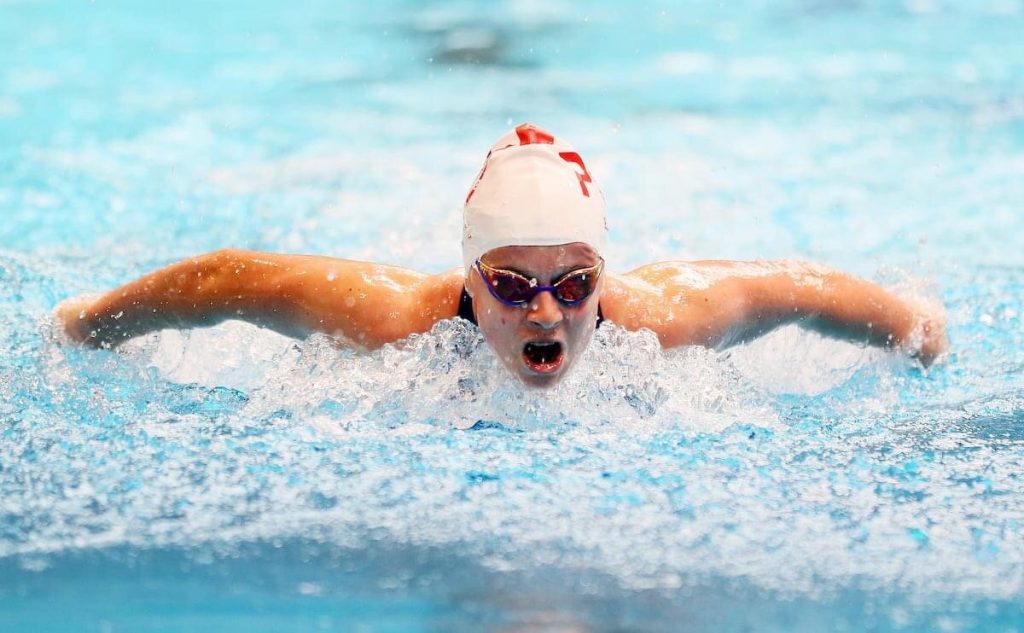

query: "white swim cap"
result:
(462, 123), (607, 275)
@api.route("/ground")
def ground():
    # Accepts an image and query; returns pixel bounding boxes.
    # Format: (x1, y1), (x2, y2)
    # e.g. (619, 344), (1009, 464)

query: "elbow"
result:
(180, 249), (238, 282)
(201, 248), (245, 269)
(169, 249), (249, 320)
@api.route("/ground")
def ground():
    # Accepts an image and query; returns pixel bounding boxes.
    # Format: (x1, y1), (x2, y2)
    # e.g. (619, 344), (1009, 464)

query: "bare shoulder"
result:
(600, 260), (738, 316)
(599, 263), (719, 347)
(412, 268), (466, 323)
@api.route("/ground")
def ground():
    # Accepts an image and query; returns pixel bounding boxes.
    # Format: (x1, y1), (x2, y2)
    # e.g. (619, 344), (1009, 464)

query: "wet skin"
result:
(465, 243), (603, 389)
(57, 246), (948, 389)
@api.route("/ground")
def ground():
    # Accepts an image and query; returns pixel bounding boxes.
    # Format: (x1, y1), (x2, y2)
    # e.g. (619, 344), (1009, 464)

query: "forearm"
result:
(61, 249), (282, 346)
(745, 263), (945, 363)
(798, 275), (915, 348)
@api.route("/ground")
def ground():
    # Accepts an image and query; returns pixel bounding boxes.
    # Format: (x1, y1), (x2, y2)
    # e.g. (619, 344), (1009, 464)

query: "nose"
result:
(527, 290), (564, 329)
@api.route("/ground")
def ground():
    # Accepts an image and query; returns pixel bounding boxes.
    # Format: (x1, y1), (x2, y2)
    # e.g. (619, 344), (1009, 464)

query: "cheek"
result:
(478, 303), (516, 329)
(568, 308), (599, 341)
(477, 304), (506, 326)
(480, 316), (515, 349)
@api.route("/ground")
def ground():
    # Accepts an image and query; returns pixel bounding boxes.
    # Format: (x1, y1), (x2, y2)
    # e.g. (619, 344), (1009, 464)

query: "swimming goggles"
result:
(475, 259), (604, 307)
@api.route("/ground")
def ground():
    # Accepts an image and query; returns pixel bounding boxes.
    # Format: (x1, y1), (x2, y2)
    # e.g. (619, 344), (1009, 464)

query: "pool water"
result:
(2, 1), (1024, 631)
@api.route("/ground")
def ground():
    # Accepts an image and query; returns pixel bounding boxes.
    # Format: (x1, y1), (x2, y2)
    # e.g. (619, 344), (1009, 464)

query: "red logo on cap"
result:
(466, 125), (594, 202)
(558, 151), (593, 197)
(515, 123), (555, 145)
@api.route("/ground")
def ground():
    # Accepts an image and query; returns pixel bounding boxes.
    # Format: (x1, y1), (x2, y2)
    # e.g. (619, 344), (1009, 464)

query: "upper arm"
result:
(224, 251), (465, 347)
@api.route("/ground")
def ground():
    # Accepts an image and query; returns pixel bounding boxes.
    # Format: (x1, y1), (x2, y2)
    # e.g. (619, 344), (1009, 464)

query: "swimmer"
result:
(56, 123), (948, 388)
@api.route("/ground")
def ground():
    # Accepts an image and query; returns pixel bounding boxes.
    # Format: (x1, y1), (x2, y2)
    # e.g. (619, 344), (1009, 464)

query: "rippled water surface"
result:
(2, 1), (1023, 631)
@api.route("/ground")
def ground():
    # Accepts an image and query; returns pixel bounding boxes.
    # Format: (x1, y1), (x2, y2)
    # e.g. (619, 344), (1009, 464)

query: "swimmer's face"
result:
(467, 242), (603, 389)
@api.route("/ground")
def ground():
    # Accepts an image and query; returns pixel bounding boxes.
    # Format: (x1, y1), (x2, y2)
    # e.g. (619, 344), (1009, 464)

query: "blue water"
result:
(2, 1), (1024, 631)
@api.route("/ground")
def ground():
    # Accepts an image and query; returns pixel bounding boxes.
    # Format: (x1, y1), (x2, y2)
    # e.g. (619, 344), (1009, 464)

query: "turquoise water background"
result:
(2, 1), (1023, 631)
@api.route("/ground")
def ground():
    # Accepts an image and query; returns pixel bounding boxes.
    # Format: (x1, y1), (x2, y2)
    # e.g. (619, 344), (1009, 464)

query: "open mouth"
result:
(522, 341), (564, 374)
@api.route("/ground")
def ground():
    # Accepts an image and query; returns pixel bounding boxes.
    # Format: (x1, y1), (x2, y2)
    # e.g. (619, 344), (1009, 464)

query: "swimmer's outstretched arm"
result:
(602, 260), (948, 366)
(56, 249), (464, 348)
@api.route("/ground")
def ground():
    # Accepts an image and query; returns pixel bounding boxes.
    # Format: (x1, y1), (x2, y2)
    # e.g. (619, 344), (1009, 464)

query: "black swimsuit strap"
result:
(456, 288), (604, 328)
(457, 287), (478, 324)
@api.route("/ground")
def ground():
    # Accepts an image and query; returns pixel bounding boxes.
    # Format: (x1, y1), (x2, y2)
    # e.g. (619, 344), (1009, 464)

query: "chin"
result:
(517, 370), (565, 389)
(516, 354), (579, 389)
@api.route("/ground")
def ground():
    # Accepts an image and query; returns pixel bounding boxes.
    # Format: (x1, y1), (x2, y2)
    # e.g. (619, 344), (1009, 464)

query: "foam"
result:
(1, 300), (1020, 613)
